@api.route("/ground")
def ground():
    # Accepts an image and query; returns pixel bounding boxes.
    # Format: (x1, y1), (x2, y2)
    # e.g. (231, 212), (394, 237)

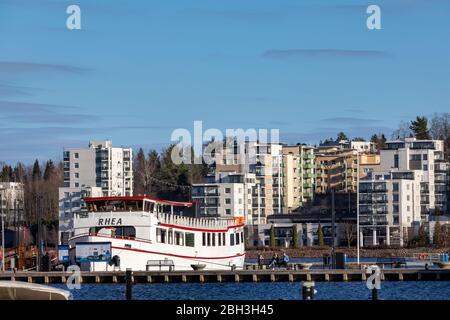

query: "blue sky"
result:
(1, 0), (450, 163)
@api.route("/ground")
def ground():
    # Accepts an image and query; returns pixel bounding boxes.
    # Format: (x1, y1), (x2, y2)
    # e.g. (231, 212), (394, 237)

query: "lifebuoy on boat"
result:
(419, 254), (426, 260)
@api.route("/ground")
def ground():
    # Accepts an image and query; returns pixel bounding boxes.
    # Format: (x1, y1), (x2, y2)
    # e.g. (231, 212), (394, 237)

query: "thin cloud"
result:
(320, 117), (383, 125)
(263, 49), (392, 60)
(0, 61), (91, 75)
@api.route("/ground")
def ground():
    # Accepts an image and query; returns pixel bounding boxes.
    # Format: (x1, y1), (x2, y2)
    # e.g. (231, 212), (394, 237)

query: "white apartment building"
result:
(282, 145), (315, 212)
(210, 141), (283, 223)
(58, 186), (103, 245)
(59, 140), (133, 244)
(192, 172), (256, 222)
(0, 182), (24, 225)
(359, 170), (424, 246)
(63, 140), (133, 196)
(380, 138), (448, 217)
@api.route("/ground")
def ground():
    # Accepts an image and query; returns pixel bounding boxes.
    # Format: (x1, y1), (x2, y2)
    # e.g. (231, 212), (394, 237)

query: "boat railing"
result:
(155, 212), (239, 230)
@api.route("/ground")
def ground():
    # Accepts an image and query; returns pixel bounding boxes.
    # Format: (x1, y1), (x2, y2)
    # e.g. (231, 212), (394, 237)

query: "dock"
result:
(1, 268), (449, 284)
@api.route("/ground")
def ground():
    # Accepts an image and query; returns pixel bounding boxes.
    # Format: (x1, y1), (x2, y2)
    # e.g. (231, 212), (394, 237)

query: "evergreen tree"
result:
(418, 224), (429, 247)
(433, 221), (443, 247)
(292, 224), (299, 248)
(318, 224), (325, 246)
(32, 159), (41, 180)
(269, 225), (276, 247)
(410, 116), (430, 140)
(336, 132), (348, 142)
(43, 160), (55, 181)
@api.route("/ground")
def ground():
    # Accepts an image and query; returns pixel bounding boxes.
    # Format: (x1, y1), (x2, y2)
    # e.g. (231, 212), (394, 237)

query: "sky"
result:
(0, 0), (450, 164)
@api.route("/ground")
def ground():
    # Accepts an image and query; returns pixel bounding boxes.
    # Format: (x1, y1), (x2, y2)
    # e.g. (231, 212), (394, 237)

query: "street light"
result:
(0, 192), (5, 272)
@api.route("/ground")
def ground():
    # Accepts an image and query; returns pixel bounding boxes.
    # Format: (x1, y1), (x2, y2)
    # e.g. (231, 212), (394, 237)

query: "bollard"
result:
(302, 281), (315, 300)
(371, 288), (378, 300)
(126, 268), (133, 300)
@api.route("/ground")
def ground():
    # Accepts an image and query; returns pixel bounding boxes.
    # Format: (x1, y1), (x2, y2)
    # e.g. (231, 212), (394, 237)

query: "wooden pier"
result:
(1, 268), (449, 284)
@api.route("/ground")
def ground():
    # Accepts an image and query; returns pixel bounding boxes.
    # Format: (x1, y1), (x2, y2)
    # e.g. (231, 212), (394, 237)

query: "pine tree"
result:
(43, 160), (55, 181)
(418, 224), (429, 247)
(292, 224), (299, 248)
(410, 116), (430, 140)
(433, 221), (443, 247)
(32, 159), (41, 180)
(336, 132), (348, 142)
(318, 224), (325, 246)
(269, 225), (276, 248)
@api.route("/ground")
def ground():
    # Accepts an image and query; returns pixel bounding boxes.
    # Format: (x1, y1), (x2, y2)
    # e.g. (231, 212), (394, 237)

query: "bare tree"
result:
(343, 222), (357, 248)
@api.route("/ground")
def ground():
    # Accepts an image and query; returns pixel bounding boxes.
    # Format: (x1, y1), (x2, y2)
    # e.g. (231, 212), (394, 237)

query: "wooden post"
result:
(125, 269), (133, 300)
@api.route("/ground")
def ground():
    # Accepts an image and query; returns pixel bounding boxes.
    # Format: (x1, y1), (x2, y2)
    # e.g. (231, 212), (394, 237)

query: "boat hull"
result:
(69, 235), (245, 271)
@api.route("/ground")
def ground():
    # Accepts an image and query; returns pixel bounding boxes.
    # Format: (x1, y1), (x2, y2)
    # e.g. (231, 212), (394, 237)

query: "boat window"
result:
(156, 228), (166, 243)
(115, 226), (136, 238)
(236, 233), (240, 245)
(222, 233), (226, 246)
(241, 231), (244, 244)
(230, 233), (235, 246)
(207, 233), (211, 246)
(212, 233), (216, 246)
(168, 229), (173, 245)
(185, 233), (195, 247)
(202, 233), (206, 246)
(175, 231), (184, 246)
(144, 201), (155, 212)
(218, 233), (222, 246)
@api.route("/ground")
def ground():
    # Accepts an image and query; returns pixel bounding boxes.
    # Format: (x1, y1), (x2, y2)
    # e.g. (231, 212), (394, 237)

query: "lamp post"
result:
(356, 154), (360, 265)
(0, 192), (5, 272)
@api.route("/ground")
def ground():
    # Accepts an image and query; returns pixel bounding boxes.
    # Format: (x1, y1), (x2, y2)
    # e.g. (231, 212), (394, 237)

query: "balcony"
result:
(303, 153), (314, 160)
(303, 163), (314, 169)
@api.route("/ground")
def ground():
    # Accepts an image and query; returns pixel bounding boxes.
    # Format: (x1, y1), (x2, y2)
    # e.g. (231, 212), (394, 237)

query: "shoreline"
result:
(245, 247), (450, 259)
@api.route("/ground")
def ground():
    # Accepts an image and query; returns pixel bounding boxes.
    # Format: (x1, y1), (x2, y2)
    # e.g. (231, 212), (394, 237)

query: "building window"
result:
(225, 198), (231, 204)
(225, 188), (231, 194)
(75, 163), (79, 169)
(423, 164), (428, 171)
(394, 154), (399, 168)
(423, 154), (428, 160)
(75, 183), (79, 187)
(226, 209), (231, 215)
(75, 172), (79, 178)
(393, 183), (399, 192)
(74, 153), (79, 159)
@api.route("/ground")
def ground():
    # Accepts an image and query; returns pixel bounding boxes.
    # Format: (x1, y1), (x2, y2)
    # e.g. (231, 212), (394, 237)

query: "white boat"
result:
(68, 196), (246, 271)
(0, 281), (71, 300)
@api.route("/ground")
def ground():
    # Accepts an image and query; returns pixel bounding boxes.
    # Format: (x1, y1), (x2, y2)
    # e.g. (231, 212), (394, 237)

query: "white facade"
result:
(351, 141), (376, 153)
(380, 138), (448, 216)
(58, 186), (103, 244)
(192, 172), (256, 222)
(63, 140), (133, 196)
(0, 182), (24, 225)
(359, 170), (424, 246)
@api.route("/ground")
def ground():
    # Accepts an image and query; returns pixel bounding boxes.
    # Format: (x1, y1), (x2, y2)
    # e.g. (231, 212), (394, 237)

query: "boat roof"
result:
(83, 196), (193, 207)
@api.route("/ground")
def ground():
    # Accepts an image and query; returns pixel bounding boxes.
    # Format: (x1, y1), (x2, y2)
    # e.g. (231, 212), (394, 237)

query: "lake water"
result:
(51, 281), (450, 300)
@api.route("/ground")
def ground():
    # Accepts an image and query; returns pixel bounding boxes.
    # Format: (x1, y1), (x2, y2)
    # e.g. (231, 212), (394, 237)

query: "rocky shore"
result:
(246, 246), (450, 259)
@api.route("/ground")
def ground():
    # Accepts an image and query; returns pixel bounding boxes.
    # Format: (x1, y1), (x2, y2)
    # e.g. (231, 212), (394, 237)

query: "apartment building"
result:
(63, 140), (133, 196)
(59, 140), (133, 244)
(315, 149), (358, 194)
(208, 141), (283, 223)
(359, 170), (424, 246)
(359, 154), (381, 179)
(379, 138), (448, 216)
(0, 182), (24, 225)
(282, 145), (315, 212)
(192, 172), (256, 221)
(58, 186), (103, 244)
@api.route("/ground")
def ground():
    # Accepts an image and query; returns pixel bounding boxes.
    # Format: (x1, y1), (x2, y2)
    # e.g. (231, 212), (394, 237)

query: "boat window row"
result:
(156, 228), (195, 247)
(201, 231), (244, 246)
